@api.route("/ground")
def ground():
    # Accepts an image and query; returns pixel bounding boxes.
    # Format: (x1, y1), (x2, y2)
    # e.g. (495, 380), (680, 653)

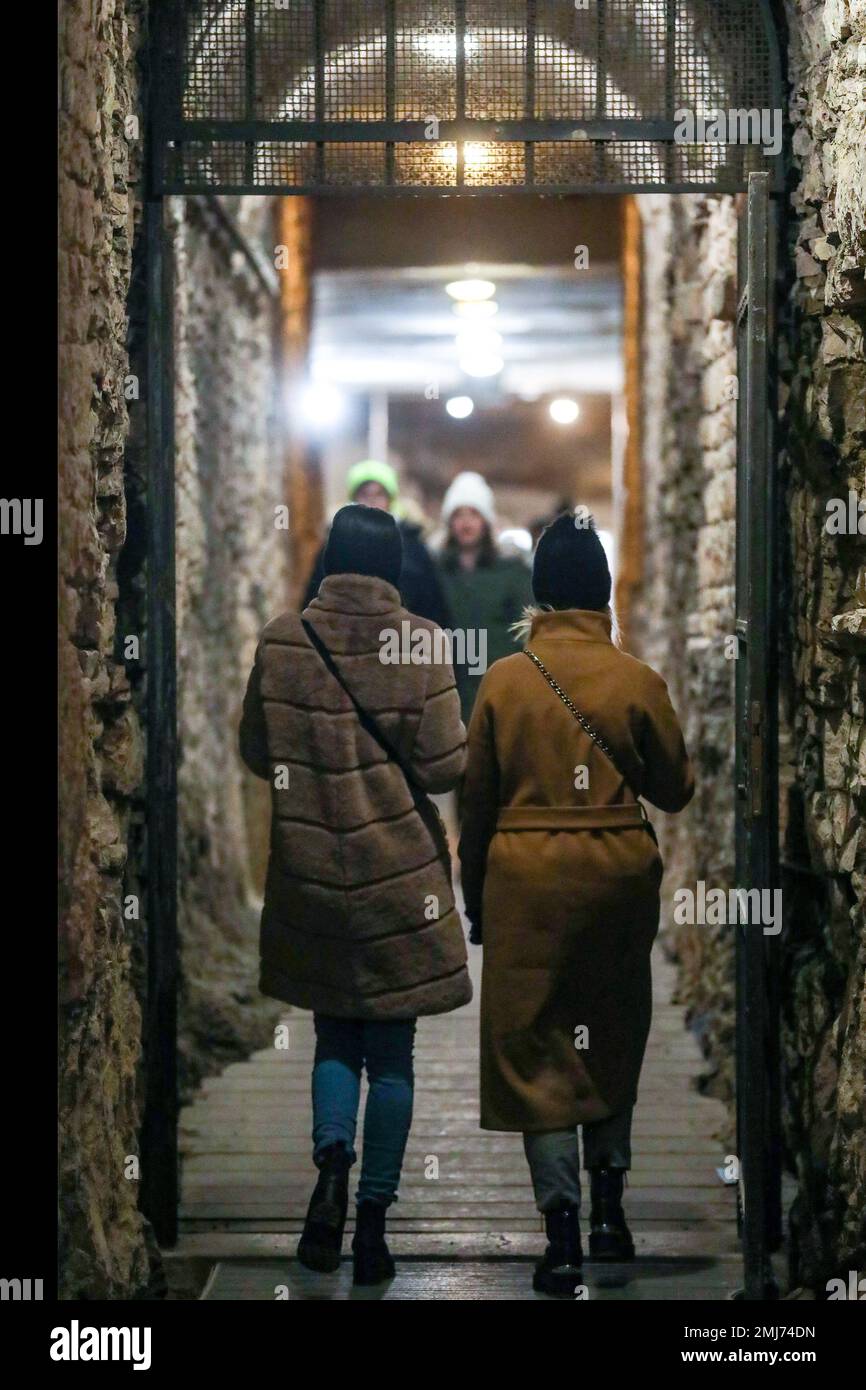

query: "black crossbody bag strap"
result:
(301, 618), (422, 790)
(524, 647), (655, 839)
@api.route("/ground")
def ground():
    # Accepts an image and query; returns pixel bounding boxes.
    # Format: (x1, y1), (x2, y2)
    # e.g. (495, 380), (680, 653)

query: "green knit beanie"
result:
(346, 459), (399, 503)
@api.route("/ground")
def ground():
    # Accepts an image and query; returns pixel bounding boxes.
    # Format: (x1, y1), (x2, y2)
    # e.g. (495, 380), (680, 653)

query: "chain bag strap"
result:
(523, 647), (654, 837)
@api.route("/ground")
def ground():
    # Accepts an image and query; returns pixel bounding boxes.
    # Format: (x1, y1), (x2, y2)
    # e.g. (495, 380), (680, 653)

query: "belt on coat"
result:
(496, 803), (648, 831)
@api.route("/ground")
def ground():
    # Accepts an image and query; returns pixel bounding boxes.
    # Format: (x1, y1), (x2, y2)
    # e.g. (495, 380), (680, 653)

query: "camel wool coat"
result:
(239, 573), (472, 1020)
(458, 608), (695, 1132)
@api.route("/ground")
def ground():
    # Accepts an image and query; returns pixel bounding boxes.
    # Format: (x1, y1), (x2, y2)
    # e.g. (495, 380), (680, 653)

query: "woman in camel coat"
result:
(459, 512), (694, 1295)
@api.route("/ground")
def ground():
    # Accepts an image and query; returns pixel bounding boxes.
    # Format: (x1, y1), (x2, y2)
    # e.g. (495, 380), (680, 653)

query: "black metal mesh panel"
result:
(603, 140), (671, 185)
(323, 142), (388, 185)
(163, 138), (775, 193)
(322, 1), (388, 119)
(164, 1), (782, 193)
(254, 142), (319, 188)
(181, 1), (247, 119)
(168, 141), (249, 187)
(394, 1), (458, 120)
(533, 139), (598, 186)
(255, 1), (317, 119)
(463, 141), (526, 185)
(394, 141), (459, 185)
(675, 2), (772, 114)
(604, 1), (669, 120)
(534, 1), (597, 120)
(465, 1), (527, 119)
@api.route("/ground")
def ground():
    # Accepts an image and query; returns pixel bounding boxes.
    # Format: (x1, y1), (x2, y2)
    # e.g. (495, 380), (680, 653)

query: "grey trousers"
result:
(522, 1108), (633, 1213)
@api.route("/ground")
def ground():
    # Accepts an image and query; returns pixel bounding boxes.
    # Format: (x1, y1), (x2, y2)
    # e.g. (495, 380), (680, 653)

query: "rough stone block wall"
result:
(635, 1), (865, 1291)
(59, 4), (289, 1291)
(779, 0), (865, 1288)
(632, 193), (740, 1125)
(58, 0), (152, 1299)
(171, 197), (288, 1098)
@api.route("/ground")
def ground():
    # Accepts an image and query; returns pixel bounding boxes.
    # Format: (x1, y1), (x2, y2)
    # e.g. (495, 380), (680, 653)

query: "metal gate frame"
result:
(734, 169), (782, 1300)
(141, 3), (787, 1297)
(151, 0), (785, 197)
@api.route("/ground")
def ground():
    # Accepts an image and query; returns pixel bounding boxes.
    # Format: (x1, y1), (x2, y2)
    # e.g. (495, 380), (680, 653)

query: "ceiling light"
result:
(296, 381), (348, 430)
(446, 395), (475, 419)
(460, 354), (504, 378)
(452, 299), (499, 320)
(414, 34), (456, 60)
(445, 277), (497, 302)
(455, 326), (503, 356)
(549, 397), (580, 425)
(463, 142), (492, 171)
(413, 33), (478, 59)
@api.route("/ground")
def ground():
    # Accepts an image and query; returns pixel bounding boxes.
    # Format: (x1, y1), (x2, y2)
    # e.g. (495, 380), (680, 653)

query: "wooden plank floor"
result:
(180, 928), (741, 1299)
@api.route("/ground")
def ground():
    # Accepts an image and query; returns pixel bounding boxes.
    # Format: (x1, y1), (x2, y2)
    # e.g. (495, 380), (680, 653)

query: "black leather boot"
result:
(589, 1167), (635, 1261)
(532, 1205), (583, 1296)
(296, 1141), (352, 1273)
(352, 1200), (396, 1285)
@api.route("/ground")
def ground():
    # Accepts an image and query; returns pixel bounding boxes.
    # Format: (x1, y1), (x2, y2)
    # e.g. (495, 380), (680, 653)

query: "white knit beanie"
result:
(441, 471), (496, 527)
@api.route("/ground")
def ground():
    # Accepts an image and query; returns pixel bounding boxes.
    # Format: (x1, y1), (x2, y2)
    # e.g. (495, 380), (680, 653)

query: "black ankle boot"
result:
(352, 1200), (395, 1286)
(532, 1205), (583, 1296)
(296, 1141), (352, 1273)
(589, 1167), (635, 1261)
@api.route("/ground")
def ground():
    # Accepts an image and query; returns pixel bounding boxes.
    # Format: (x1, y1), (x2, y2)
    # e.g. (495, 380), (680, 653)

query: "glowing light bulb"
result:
(549, 397), (580, 425)
(460, 354), (503, 378)
(452, 299), (499, 320)
(445, 277), (497, 302)
(296, 381), (348, 430)
(446, 395), (475, 419)
(455, 326), (503, 356)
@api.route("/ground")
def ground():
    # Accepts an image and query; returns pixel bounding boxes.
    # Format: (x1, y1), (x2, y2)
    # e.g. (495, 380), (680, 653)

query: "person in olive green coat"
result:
(435, 471), (534, 725)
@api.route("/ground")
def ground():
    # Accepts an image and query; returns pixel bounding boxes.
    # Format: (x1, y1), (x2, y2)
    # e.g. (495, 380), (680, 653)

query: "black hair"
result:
(531, 510), (612, 612)
(323, 503), (402, 588)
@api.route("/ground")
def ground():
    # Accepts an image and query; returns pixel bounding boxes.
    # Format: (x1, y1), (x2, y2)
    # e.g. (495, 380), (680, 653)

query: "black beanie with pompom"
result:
(531, 510), (612, 612)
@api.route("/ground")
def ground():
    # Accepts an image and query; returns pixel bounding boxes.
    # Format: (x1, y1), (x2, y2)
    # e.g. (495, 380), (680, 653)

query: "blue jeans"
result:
(523, 1108), (634, 1213)
(312, 1014), (417, 1207)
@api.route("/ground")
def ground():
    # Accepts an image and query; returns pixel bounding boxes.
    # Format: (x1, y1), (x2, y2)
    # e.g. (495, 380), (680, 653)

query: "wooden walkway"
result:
(178, 935), (741, 1299)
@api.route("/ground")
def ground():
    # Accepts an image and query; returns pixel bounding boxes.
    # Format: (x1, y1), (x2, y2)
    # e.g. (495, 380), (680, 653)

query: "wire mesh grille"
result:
(255, 3), (317, 119)
(395, 2), (458, 120)
(181, 1), (248, 119)
(465, 2), (527, 120)
(322, 1), (388, 119)
(164, 138), (775, 193)
(463, 140), (527, 185)
(534, 1), (597, 121)
(163, 1), (782, 193)
(394, 140), (458, 185)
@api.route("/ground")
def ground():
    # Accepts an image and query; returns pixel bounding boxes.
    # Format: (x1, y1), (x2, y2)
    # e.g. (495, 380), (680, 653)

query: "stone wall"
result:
(171, 196), (289, 1098)
(779, 0), (865, 1290)
(634, 0), (866, 1292)
(58, 0), (152, 1300)
(632, 193), (740, 1126)
(59, 1), (290, 1292)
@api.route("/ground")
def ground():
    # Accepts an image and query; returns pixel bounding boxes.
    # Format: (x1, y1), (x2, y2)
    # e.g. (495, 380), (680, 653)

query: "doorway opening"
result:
(143, 0), (785, 1301)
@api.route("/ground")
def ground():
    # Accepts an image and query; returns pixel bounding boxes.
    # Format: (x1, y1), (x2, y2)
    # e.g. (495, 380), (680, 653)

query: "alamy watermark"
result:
(50, 1321), (151, 1370)
(0, 1276), (43, 1300)
(0, 498), (42, 545)
(673, 881), (782, 935)
(379, 622), (487, 677)
(825, 492), (865, 536)
(826, 1271), (865, 1300)
(674, 108), (783, 158)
